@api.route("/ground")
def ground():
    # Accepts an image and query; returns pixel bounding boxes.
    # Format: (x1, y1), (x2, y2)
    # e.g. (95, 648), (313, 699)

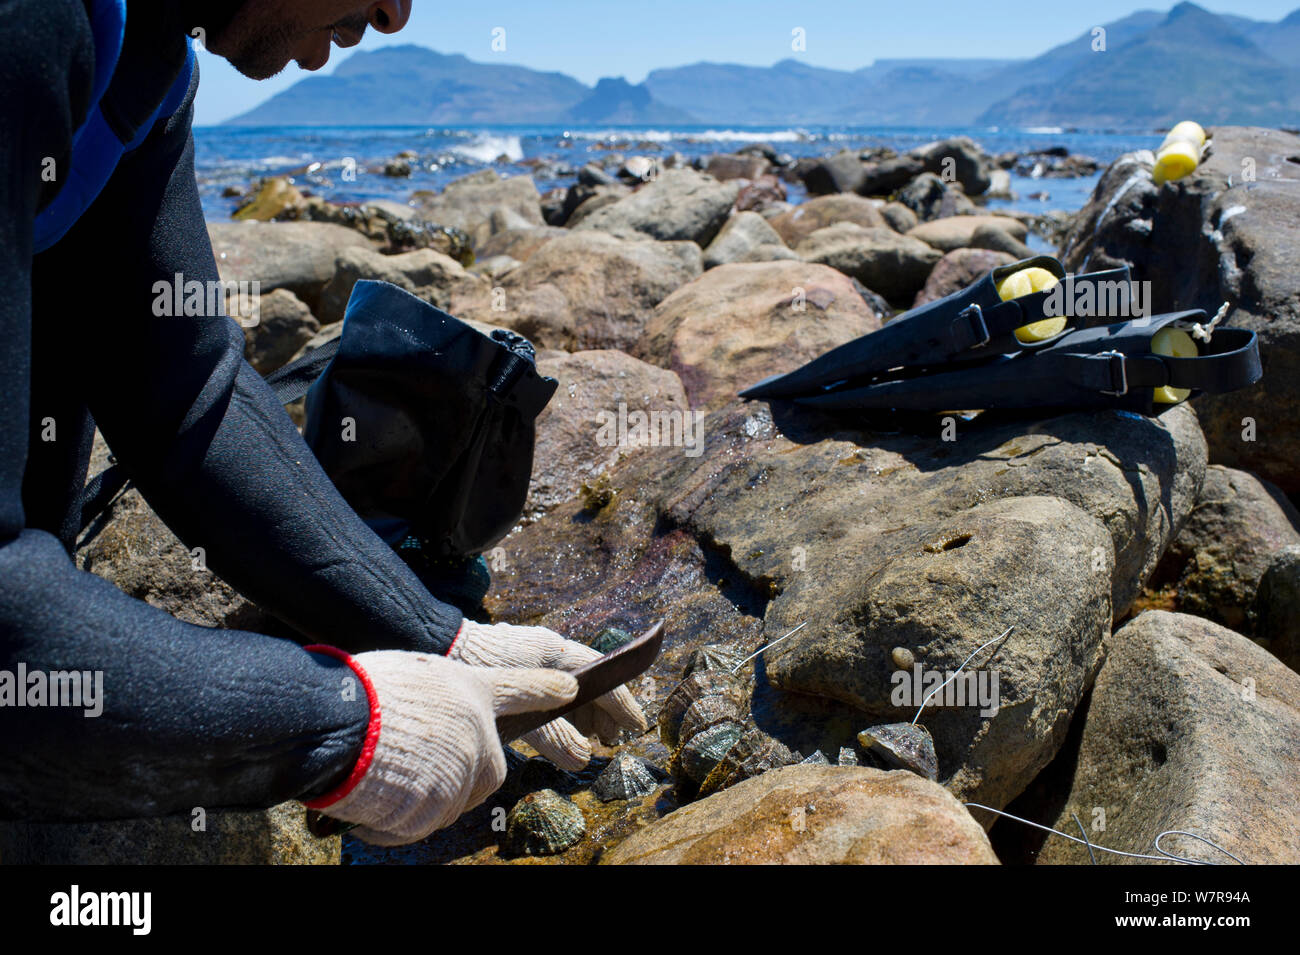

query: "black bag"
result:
(299, 280), (556, 557)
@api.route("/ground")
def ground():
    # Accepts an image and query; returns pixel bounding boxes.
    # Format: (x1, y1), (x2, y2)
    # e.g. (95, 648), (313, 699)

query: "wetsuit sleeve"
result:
(48, 69), (465, 657)
(0, 0), (368, 821)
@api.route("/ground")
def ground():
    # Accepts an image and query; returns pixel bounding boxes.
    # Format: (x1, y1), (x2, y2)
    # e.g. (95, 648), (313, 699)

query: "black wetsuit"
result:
(1, 0), (463, 820)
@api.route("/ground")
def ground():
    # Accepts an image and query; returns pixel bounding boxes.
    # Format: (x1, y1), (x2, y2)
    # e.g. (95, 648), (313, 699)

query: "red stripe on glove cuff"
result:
(301, 644), (382, 809)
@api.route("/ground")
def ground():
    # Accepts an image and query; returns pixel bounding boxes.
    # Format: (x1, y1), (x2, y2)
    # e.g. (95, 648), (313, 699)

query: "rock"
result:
(484, 397), (1205, 814)
(383, 157), (412, 177)
(969, 223), (1036, 261)
(766, 495), (1113, 813)
(619, 156), (658, 183)
(475, 226), (567, 263)
(572, 168), (741, 246)
(602, 764), (998, 864)
(528, 350), (690, 517)
(800, 149), (868, 195)
(78, 432), (277, 635)
(897, 173), (977, 222)
(857, 156), (927, 197)
(469, 255), (522, 281)
(906, 215), (1030, 253)
(1156, 465), (1300, 632)
(985, 169), (1015, 200)
(879, 201), (919, 234)
(767, 194), (888, 247)
(411, 172), (545, 249)
(539, 187), (568, 226)
(0, 801), (338, 864)
(909, 137), (995, 196)
(232, 176), (305, 222)
(636, 261), (881, 410)
(451, 230), (702, 352)
(1060, 127), (1300, 492)
(734, 175), (788, 216)
(564, 186), (630, 228)
(1014, 152), (1100, 179)
(1037, 611), (1300, 864)
(705, 154), (771, 182)
(577, 162), (619, 187)
(913, 248), (1017, 308)
(702, 212), (796, 269)
(241, 288), (320, 374)
(208, 221), (372, 315)
(1254, 545), (1300, 672)
(318, 245), (486, 326)
(297, 198), (473, 262)
(795, 223), (942, 304)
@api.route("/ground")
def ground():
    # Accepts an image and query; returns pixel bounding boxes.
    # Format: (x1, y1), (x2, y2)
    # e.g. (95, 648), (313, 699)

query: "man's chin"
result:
(228, 56), (290, 81)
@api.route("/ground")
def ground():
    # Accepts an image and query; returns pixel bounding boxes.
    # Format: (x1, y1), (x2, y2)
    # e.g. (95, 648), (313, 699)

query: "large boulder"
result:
(528, 350), (690, 518)
(1156, 465), (1300, 632)
(1254, 545), (1300, 672)
(705, 153), (771, 182)
(1037, 611), (1300, 864)
(1060, 127), (1300, 492)
(913, 248), (1017, 307)
(636, 261), (881, 410)
(603, 765), (998, 864)
(857, 156), (926, 197)
(702, 211), (797, 268)
(767, 194), (888, 247)
(484, 400), (1206, 813)
(451, 230), (702, 352)
(411, 171), (545, 249)
(208, 221), (371, 315)
(906, 215), (1029, 253)
(318, 246), (486, 326)
(795, 223), (942, 304)
(799, 149), (869, 195)
(897, 172), (976, 222)
(572, 168), (742, 246)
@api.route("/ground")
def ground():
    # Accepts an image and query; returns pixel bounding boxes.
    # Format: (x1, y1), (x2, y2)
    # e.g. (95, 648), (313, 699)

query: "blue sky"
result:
(194, 1), (1300, 125)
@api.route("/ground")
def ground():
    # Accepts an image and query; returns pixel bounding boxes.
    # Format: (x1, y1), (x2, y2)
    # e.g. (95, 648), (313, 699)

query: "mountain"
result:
(225, 6), (1300, 129)
(562, 77), (696, 124)
(978, 3), (1300, 127)
(226, 45), (591, 125)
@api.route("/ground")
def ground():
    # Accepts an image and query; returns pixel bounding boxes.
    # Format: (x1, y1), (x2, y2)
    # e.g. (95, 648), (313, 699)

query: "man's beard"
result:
(218, 10), (371, 80)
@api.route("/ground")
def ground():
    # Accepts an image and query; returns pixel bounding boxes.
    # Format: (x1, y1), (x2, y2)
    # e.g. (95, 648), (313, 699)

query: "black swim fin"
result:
(740, 256), (1133, 401)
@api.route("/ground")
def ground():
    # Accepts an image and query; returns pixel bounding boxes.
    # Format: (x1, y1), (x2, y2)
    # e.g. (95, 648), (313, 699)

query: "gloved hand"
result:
(310, 649), (577, 846)
(449, 620), (649, 771)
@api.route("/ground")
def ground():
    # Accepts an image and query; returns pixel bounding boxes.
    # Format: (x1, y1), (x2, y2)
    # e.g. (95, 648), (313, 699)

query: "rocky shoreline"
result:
(11, 128), (1298, 866)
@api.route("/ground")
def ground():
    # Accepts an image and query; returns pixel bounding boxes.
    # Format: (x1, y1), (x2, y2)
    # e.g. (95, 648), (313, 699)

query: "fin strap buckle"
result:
(953, 304), (992, 350)
(1096, 350), (1129, 396)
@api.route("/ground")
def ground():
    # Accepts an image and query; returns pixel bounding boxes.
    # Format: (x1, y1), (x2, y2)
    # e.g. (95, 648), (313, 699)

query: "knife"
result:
(306, 620), (665, 838)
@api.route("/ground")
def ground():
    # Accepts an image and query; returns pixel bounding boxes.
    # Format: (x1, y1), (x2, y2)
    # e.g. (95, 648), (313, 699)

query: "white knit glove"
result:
(316, 650), (577, 846)
(449, 621), (648, 771)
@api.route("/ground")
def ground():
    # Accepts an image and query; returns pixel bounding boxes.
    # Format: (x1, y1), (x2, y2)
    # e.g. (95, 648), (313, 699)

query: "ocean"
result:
(192, 124), (1159, 226)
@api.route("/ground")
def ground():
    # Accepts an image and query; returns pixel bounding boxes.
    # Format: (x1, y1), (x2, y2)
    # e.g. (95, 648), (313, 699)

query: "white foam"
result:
(451, 134), (525, 163)
(563, 128), (811, 143)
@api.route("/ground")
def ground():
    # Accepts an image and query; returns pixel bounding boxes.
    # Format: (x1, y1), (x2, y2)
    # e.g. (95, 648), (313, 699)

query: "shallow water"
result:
(193, 123), (1159, 222)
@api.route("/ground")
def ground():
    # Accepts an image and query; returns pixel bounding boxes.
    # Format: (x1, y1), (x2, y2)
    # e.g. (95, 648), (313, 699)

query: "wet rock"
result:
(232, 176), (305, 222)
(318, 246), (487, 326)
(734, 174), (788, 215)
(241, 288), (321, 374)
(411, 171), (545, 248)
(856, 156), (926, 197)
(702, 211), (797, 268)
(795, 223), (942, 304)
(909, 136), (995, 197)
(1157, 465), (1300, 632)
(1037, 611), (1300, 864)
(528, 349), (689, 517)
(1254, 545), (1300, 672)
(383, 157), (412, 177)
(767, 194), (888, 247)
(603, 765), (998, 864)
(897, 172), (976, 222)
(451, 230), (701, 352)
(636, 260), (881, 410)
(913, 248), (1016, 308)
(484, 399), (1205, 813)
(906, 214), (1029, 253)
(0, 801), (338, 864)
(208, 221), (371, 315)
(572, 168), (742, 246)
(1061, 127), (1300, 492)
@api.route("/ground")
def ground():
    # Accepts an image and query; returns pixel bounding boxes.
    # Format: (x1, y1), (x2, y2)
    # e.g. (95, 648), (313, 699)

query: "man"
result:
(0, 0), (645, 847)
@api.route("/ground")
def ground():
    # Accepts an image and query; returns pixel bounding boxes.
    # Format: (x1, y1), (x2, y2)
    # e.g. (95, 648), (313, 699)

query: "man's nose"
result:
(368, 1), (412, 34)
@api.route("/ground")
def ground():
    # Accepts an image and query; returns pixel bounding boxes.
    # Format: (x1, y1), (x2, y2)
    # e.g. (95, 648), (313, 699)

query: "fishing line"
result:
(912, 625), (1015, 725)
